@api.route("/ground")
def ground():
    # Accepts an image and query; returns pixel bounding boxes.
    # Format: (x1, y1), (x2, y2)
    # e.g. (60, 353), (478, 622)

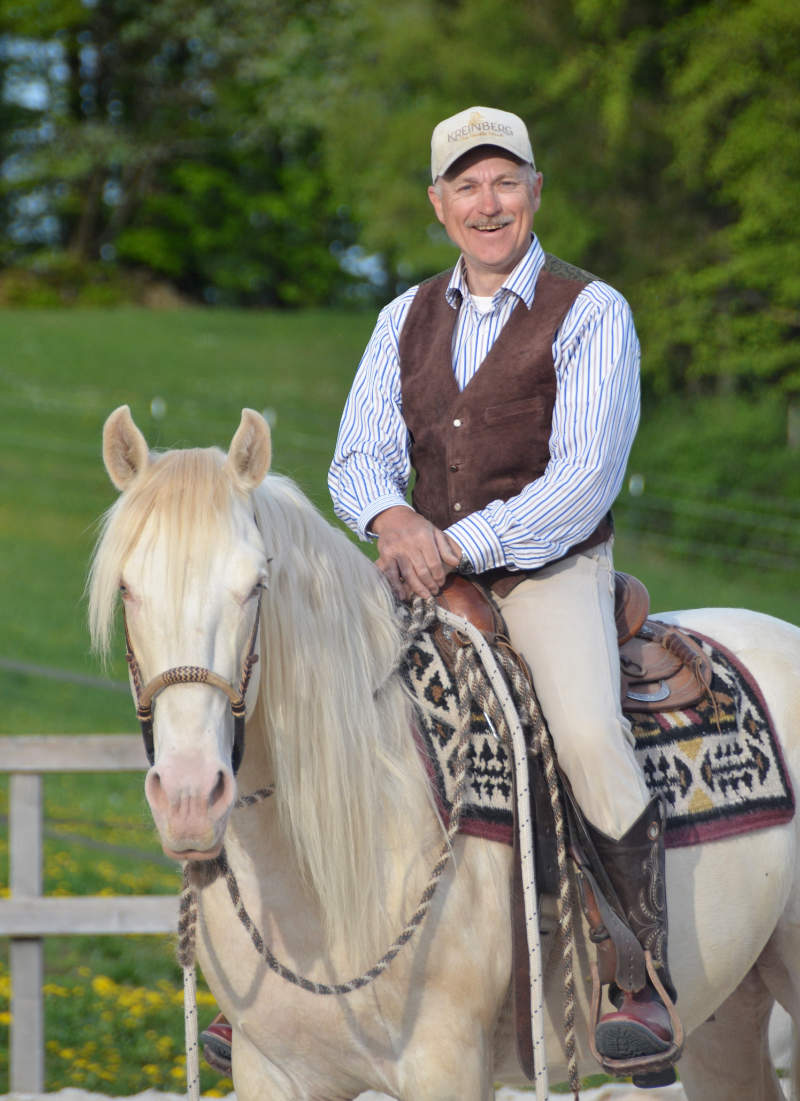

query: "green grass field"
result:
(1, 306), (798, 1092)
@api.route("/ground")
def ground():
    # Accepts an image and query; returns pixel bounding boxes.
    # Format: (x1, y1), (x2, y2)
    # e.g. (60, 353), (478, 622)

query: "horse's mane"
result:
(89, 449), (438, 963)
(249, 473), (442, 961)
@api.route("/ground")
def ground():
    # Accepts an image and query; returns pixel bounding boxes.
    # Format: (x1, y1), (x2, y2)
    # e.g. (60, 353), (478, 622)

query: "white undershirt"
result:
(470, 294), (495, 314)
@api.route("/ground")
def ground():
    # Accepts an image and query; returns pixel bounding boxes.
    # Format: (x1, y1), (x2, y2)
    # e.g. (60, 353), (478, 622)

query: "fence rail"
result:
(0, 735), (178, 1093)
(615, 472), (800, 572)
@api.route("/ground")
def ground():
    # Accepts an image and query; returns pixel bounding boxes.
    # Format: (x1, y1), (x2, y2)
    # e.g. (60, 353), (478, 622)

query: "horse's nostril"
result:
(144, 768), (165, 812)
(209, 770), (227, 809)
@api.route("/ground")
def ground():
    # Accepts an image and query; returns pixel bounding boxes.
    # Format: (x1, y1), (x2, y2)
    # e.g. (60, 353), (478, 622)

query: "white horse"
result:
(89, 405), (800, 1101)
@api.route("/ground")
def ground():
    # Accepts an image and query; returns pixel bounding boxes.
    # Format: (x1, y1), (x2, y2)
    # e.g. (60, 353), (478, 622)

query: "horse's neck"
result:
(223, 715), (443, 972)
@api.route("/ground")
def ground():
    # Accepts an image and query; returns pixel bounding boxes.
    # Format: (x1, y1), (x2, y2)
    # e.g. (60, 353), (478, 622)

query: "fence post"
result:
(10, 771), (45, 1093)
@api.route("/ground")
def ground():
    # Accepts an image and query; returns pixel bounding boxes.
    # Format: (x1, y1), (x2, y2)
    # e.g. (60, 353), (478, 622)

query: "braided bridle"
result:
(124, 588), (263, 774)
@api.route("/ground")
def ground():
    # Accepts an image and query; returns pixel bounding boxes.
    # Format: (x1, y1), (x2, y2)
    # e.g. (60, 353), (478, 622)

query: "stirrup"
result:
(589, 950), (684, 1079)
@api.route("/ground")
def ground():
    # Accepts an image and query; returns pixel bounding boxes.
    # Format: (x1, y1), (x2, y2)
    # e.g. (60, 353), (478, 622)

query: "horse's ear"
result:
(103, 405), (150, 490)
(226, 409), (272, 490)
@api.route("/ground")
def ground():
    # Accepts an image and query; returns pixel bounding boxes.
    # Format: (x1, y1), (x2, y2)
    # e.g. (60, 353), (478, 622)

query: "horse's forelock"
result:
(88, 447), (237, 657)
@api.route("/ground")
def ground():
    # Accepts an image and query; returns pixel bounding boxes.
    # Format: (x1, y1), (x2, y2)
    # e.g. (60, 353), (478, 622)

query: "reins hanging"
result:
(178, 597), (578, 1101)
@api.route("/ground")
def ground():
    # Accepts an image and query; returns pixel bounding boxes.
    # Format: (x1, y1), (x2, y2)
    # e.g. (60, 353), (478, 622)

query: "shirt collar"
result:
(445, 235), (545, 311)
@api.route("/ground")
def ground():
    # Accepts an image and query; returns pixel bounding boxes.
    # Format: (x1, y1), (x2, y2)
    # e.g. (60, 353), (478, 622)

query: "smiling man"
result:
(328, 106), (680, 1080)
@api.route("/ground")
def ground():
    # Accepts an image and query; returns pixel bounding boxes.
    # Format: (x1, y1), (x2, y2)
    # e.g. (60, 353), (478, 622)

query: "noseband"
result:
(123, 590), (262, 774)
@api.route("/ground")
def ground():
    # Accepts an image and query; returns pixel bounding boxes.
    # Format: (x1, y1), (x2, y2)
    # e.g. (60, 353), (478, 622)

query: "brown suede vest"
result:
(398, 253), (612, 592)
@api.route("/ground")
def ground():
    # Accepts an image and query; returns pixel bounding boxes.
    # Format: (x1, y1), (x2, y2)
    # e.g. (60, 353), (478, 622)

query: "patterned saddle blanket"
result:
(401, 625), (795, 850)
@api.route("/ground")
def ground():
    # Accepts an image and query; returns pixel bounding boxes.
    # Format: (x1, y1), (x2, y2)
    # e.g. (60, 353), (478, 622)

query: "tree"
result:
(303, 0), (799, 397)
(0, 0), (356, 304)
(640, 0), (800, 397)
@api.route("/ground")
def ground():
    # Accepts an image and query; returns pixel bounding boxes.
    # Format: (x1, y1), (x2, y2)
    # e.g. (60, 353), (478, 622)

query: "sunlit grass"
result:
(0, 951), (233, 1095)
(0, 819), (231, 1094)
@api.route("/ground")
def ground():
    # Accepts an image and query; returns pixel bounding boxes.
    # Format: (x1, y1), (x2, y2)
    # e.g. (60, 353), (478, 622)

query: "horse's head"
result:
(91, 405), (272, 861)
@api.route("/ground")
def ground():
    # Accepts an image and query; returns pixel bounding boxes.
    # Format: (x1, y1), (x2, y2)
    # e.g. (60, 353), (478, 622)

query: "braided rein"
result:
(177, 600), (474, 993)
(177, 597), (578, 1098)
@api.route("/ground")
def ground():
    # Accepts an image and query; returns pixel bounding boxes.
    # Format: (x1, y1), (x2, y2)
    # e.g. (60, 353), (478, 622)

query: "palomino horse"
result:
(89, 406), (799, 1100)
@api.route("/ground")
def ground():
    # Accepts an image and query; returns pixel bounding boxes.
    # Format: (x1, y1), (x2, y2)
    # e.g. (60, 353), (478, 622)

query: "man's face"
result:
(428, 150), (543, 295)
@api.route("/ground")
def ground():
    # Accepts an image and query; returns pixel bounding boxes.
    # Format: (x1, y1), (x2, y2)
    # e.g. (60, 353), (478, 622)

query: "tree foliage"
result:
(0, 0), (797, 395)
(0, 0), (354, 304)
(302, 0), (799, 398)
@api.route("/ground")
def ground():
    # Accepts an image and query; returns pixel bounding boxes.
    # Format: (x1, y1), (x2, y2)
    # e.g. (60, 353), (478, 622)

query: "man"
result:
(328, 106), (678, 1074)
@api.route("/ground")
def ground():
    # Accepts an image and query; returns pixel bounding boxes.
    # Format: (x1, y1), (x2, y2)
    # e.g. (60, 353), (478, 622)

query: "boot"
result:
(587, 795), (679, 1065)
(200, 1012), (232, 1075)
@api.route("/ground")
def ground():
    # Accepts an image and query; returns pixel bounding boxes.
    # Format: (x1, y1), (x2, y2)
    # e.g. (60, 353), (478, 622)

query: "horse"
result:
(89, 405), (800, 1101)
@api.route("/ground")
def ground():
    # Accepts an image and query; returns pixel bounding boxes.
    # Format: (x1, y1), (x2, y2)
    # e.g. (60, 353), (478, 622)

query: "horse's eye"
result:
(119, 581), (129, 599)
(252, 559), (273, 597)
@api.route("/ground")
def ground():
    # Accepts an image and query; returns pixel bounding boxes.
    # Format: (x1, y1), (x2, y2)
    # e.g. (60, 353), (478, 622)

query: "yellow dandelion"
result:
(156, 1035), (174, 1057)
(43, 983), (70, 997)
(91, 975), (117, 998)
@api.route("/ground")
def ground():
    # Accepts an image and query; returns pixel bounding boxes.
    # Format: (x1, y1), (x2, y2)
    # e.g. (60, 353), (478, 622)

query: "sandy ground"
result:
(1, 1007), (791, 1101)
(0, 1089), (686, 1101)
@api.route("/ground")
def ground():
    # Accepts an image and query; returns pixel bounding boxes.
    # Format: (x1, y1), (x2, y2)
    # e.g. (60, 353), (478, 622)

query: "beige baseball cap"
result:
(430, 106), (535, 182)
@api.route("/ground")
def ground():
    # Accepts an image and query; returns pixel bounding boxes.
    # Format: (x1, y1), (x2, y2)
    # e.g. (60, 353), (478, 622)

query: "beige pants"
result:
(494, 540), (650, 839)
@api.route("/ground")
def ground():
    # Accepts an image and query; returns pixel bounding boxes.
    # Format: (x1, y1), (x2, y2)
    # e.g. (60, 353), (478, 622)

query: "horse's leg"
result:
(679, 964), (784, 1101)
(757, 916), (800, 1099)
(231, 1028), (300, 1101)
(394, 1022), (494, 1101)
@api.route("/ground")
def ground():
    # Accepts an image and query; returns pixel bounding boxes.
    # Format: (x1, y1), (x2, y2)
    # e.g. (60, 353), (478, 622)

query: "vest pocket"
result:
(483, 396), (546, 425)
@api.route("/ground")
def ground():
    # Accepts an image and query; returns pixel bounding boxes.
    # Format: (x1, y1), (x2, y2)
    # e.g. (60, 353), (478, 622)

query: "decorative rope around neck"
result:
(176, 596), (578, 1097)
(177, 601), (472, 992)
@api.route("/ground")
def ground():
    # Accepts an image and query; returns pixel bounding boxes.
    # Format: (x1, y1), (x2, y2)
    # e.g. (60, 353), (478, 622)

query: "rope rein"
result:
(179, 597), (578, 1100)
(492, 641), (579, 1098)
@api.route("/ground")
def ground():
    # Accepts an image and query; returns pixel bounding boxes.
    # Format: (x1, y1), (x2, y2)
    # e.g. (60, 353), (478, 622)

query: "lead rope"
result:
(179, 598), (576, 1101)
(438, 607), (581, 1101)
(492, 641), (580, 1099)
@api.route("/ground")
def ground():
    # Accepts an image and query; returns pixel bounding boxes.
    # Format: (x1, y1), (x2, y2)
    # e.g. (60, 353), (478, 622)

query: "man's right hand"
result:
(370, 506), (462, 601)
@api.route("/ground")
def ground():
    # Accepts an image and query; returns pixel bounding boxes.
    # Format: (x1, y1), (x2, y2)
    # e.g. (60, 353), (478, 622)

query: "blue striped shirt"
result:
(328, 235), (640, 573)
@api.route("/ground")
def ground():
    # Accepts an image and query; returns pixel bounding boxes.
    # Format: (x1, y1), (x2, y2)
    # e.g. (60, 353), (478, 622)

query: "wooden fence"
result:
(0, 735), (178, 1093)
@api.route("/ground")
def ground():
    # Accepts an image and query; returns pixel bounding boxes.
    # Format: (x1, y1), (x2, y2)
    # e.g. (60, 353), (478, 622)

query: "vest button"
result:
(453, 502), (462, 512)
(453, 418), (462, 427)
(449, 463), (459, 472)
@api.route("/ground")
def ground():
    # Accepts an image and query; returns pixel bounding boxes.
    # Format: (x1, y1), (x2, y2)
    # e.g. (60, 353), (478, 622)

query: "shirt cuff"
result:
(358, 495), (413, 540)
(445, 512), (506, 574)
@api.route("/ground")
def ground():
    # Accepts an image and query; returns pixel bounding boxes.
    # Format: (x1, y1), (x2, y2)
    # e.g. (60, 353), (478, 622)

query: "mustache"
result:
(466, 216), (514, 230)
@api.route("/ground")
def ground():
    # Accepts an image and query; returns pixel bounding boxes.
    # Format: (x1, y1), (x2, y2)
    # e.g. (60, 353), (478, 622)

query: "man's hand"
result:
(371, 506), (463, 600)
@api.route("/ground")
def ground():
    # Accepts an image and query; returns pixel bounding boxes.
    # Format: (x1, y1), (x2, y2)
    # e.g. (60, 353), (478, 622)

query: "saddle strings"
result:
(178, 597), (579, 1100)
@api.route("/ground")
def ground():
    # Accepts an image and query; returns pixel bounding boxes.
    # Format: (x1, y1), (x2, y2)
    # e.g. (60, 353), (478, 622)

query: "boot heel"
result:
(633, 1066), (677, 1087)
